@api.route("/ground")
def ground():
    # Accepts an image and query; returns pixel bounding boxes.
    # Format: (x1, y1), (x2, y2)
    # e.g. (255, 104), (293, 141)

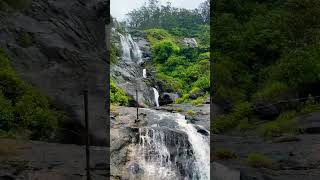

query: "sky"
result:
(111, 0), (207, 21)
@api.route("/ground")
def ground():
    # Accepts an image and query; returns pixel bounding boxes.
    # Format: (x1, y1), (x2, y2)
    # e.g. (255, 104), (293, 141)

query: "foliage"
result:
(186, 109), (196, 117)
(214, 149), (237, 160)
(0, 96), (14, 131)
(258, 111), (299, 137)
(246, 153), (274, 168)
(126, 0), (209, 35)
(212, 101), (253, 134)
(253, 81), (290, 101)
(299, 95), (319, 114)
(211, 0), (320, 134)
(0, 48), (59, 140)
(110, 78), (129, 106)
(152, 40), (180, 63)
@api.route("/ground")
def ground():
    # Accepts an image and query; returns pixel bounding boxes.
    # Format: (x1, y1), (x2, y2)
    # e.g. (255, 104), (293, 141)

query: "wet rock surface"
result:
(110, 106), (209, 179)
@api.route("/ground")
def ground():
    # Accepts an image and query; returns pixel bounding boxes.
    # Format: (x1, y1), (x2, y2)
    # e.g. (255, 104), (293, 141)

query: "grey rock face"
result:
(299, 112), (320, 134)
(0, 0), (108, 145)
(182, 38), (198, 48)
(211, 162), (240, 180)
(111, 31), (157, 107)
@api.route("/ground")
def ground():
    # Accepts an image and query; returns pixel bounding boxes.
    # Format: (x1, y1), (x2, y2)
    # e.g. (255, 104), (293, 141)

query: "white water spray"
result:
(143, 69), (147, 78)
(152, 88), (160, 107)
(134, 109), (210, 180)
(118, 33), (143, 64)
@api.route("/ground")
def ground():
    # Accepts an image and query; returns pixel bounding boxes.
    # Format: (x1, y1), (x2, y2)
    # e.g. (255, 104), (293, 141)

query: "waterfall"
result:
(133, 109), (210, 180)
(152, 88), (159, 107)
(143, 69), (147, 78)
(118, 33), (143, 64)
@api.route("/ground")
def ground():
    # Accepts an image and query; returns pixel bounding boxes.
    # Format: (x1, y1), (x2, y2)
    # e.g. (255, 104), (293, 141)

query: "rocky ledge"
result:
(0, 139), (108, 180)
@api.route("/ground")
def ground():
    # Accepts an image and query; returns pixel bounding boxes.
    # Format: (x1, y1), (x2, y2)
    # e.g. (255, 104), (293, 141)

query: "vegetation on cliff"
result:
(125, 0), (210, 105)
(212, 0), (320, 135)
(0, 48), (60, 140)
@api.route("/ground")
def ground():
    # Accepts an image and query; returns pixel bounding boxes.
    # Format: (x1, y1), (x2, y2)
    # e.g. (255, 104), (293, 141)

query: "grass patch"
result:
(258, 111), (299, 137)
(214, 149), (237, 160)
(246, 153), (274, 169)
(186, 109), (196, 117)
(176, 108), (184, 112)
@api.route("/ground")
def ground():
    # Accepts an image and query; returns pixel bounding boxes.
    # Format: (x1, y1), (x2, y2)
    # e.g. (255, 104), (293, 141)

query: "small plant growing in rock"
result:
(300, 94), (319, 114)
(246, 153), (274, 168)
(176, 108), (184, 112)
(17, 32), (34, 48)
(214, 149), (237, 160)
(186, 109), (196, 117)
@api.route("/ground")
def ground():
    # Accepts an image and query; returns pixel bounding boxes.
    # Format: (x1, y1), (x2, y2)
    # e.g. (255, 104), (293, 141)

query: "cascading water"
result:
(152, 88), (160, 107)
(114, 32), (210, 179)
(131, 109), (210, 180)
(143, 69), (147, 78)
(118, 33), (143, 64)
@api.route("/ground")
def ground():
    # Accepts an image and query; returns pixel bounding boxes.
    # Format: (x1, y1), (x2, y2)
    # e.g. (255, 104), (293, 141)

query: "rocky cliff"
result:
(0, 0), (108, 145)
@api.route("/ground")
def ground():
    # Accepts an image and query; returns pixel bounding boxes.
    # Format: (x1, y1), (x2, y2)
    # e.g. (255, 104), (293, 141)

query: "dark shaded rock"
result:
(197, 128), (209, 136)
(129, 163), (144, 175)
(299, 112), (320, 134)
(189, 91), (205, 100)
(253, 102), (279, 119)
(0, 0), (108, 146)
(272, 135), (300, 143)
(159, 92), (179, 105)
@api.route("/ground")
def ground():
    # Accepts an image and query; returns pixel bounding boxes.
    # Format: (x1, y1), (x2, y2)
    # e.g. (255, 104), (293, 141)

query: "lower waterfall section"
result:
(129, 109), (210, 180)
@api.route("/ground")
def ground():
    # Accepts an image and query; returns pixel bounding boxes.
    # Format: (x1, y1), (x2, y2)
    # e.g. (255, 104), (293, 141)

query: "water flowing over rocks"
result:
(110, 107), (210, 179)
(111, 30), (158, 107)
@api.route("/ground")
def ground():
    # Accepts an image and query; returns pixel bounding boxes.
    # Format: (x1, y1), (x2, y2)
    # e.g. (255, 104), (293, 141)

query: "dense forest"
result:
(212, 0), (320, 136)
(111, 0), (210, 106)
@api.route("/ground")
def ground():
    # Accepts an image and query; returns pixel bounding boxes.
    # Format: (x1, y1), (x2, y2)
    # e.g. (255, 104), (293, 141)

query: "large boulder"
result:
(0, 0), (108, 145)
(159, 92), (179, 105)
(253, 102), (280, 119)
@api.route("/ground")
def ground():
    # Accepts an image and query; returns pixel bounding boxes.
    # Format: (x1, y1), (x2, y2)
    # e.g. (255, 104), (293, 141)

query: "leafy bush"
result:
(15, 89), (58, 139)
(0, 96), (14, 131)
(259, 111), (299, 137)
(246, 153), (274, 168)
(233, 101), (252, 119)
(110, 78), (129, 106)
(253, 81), (290, 101)
(211, 115), (237, 134)
(268, 47), (320, 89)
(214, 149), (237, 159)
(152, 40), (180, 63)
(0, 48), (59, 140)
(145, 29), (173, 45)
(156, 72), (184, 93)
(299, 95), (319, 114)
